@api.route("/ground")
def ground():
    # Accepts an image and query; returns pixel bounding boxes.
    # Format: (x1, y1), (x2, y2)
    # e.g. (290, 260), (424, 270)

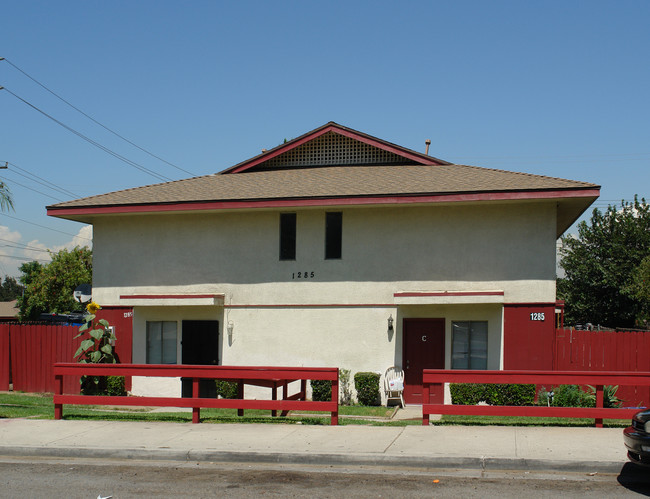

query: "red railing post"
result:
(271, 381), (278, 417)
(192, 377), (200, 424)
(280, 380), (289, 417)
(331, 370), (339, 425)
(54, 373), (63, 420)
(422, 381), (430, 426)
(595, 384), (604, 428)
(237, 379), (244, 417)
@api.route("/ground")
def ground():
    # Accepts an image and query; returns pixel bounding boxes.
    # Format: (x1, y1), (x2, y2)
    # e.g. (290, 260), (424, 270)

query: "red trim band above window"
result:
(394, 291), (505, 298)
(120, 294), (224, 300)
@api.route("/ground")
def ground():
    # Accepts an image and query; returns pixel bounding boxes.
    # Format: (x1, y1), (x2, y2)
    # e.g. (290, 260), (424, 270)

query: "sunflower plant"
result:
(74, 302), (120, 394)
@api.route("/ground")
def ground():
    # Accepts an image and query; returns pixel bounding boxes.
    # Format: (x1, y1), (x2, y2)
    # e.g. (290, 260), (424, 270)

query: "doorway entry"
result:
(402, 318), (445, 404)
(181, 320), (219, 398)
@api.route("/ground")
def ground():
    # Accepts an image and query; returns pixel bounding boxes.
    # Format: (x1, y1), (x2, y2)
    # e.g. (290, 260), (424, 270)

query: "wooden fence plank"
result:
(0, 324), (9, 390)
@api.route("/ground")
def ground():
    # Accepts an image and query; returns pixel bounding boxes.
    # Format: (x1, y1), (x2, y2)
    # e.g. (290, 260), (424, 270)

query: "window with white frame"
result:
(146, 321), (178, 364)
(451, 321), (488, 369)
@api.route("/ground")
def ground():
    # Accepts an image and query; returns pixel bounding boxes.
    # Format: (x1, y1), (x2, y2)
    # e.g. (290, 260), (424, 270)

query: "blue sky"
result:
(1, 0), (648, 278)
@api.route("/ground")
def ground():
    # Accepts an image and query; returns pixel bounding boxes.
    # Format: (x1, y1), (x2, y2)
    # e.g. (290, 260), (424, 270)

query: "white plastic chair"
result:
(384, 366), (405, 408)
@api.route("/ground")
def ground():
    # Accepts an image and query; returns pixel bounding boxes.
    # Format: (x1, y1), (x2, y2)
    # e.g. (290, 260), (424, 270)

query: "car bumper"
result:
(624, 426), (650, 466)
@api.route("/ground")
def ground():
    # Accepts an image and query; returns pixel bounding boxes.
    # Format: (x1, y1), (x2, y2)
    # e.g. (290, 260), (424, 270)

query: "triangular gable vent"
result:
(221, 122), (449, 174)
(249, 131), (419, 170)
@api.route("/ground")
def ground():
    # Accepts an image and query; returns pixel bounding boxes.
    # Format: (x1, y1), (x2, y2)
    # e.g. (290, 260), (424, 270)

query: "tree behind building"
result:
(557, 196), (650, 328)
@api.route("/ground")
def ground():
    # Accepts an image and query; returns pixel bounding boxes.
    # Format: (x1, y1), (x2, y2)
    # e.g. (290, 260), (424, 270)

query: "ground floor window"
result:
(451, 321), (488, 369)
(146, 321), (178, 364)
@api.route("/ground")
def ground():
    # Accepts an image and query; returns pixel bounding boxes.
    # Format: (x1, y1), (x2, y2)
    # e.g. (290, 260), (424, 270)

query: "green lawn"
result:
(0, 392), (630, 427)
(0, 392), (388, 425)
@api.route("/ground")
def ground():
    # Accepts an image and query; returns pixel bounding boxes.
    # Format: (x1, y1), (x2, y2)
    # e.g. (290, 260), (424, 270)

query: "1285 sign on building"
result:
(530, 312), (545, 321)
(292, 271), (315, 279)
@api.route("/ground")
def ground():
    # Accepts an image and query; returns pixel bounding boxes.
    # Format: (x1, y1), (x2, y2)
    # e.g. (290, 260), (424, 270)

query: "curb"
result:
(0, 446), (625, 474)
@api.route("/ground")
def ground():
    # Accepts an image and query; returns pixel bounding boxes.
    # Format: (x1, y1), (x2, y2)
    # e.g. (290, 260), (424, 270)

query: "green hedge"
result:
(215, 380), (239, 399)
(538, 384), (621, 408)
(106, 376), (126, 396)
(450, 383), (536, 406)
(310, 379), (332, 402)
(354, 372), (380, 406)
(81, 375), (126, 396)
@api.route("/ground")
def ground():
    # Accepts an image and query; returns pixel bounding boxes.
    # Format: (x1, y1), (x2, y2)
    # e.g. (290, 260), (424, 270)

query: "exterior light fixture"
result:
(227, 320), (234, 340)
(388, 314), (394, 331)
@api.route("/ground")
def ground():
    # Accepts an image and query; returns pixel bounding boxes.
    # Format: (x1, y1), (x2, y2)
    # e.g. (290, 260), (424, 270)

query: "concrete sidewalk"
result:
(0, 418), (628, 474)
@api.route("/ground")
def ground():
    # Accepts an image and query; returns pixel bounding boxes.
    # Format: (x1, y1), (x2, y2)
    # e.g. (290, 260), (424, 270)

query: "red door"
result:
(403, 318), (445, 404)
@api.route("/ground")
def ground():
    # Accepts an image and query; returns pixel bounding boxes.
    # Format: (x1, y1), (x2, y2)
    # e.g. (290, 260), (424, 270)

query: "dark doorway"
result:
(181, 320), (219, 398)
(402, 318), (445, 404)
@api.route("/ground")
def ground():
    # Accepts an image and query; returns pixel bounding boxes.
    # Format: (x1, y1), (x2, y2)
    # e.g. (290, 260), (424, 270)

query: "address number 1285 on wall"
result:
(292, 271), (315, 279)
(530, 312), (545, 321)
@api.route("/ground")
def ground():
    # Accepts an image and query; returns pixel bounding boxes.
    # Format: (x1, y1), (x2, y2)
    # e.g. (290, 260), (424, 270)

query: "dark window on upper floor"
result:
(325, 212), (342, 260)
(279, 213), (296, 260)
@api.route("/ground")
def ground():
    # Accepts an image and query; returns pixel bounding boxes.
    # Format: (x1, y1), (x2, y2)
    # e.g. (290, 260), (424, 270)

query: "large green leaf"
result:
(74, 345), (84, 358)
(89, 329), (104, 340)
(90, 351), (102, 362)
(98, 319), (110, 327)
(100, 344), (113, 355)
(78, 322), (91, 332)
(80, 339), (95, 352)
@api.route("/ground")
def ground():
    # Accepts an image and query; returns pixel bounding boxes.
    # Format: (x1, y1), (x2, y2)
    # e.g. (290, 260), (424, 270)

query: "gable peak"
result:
(221, 122), (450, 174)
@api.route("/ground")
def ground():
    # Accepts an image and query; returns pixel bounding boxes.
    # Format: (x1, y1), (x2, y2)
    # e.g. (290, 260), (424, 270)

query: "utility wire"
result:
(0, 252), (51, 264)
(0, 175), (65, 202)
(0, 172), (63, 202)
(0, 213), (92, 241)
(1, 244), (51, 254)
(1, 86), (172, 182)
(1, 57), (197, 177)
(6, 161), (79, 198)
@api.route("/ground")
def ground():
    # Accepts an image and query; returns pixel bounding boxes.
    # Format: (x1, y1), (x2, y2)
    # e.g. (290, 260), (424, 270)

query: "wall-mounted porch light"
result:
(388, 314), (394, 331)
(227, 320), (234, 341)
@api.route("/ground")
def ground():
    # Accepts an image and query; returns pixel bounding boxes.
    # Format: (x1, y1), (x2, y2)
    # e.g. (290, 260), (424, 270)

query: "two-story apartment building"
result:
(47, 122), (599, 403)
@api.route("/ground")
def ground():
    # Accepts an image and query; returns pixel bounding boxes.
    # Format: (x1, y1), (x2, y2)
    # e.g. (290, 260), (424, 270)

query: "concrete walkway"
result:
(0, 417), (629, 474)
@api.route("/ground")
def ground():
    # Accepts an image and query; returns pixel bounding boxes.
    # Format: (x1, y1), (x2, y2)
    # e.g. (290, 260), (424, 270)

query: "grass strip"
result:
(0, 392), (630, 427)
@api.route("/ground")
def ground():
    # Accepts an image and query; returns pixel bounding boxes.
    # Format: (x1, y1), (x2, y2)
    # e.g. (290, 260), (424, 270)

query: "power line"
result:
(0, 213), (92, 241)
(0, 252), (51, 264)
(1, 57), (197, 177)
(6, 161), (79, 198)
(0, 237), (53, 253)
(1, 86), (173, 182)
(0, 175), (65, 202)
(454, 153), (650, 162)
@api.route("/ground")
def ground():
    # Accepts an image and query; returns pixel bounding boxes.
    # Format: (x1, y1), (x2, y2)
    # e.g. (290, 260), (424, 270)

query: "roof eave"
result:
(47, 187), (600, 224)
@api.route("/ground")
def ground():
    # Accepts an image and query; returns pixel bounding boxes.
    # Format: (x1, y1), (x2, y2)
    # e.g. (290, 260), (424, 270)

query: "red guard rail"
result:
(422, 370), (650, 427)
(54, 364), (339, 425)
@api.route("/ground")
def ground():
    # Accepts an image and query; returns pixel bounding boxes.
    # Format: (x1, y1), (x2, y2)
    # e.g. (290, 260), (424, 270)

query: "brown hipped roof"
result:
(47, 162), (597, 209)
(47, 122), (600, 236)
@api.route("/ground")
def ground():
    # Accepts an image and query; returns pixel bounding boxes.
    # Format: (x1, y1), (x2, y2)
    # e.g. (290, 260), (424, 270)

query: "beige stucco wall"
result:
(93, 201), (557, 305)
(91, 201), (557, 399)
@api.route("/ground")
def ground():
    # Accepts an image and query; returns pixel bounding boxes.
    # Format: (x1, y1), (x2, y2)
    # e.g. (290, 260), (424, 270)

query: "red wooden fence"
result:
(0, 326), (9, 390)
(8, 324), (82, 393)
(3, 321), (133, 394)
(422, 369), (650, 427)
(554, 328), (650, 407)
